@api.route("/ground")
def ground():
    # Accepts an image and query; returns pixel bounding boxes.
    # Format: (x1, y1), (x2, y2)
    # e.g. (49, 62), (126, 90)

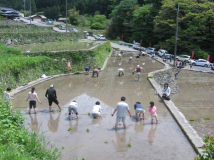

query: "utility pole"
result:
(30, 0), (31, 26)
(23, 0), (26, 11)
(174, 3), (179, 67)
(66, 0), (67, 33)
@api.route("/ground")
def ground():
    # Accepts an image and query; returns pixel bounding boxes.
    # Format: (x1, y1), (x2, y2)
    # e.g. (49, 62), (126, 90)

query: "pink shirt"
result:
(149, 106), (157, 115)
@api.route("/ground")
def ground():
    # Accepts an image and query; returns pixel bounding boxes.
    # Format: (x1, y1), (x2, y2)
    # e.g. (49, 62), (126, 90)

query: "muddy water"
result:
(13, 56), (196, 159)
(172, 70), (214, 139)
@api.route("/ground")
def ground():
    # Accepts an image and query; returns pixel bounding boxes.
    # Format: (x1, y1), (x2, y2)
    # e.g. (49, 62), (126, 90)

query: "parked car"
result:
(13, 17), (21, 21)
(94, 35), (99, 39)
(97, 35), (106, 40)
(176, 55), (191, 62)
(192, 59), (210, 67)
(59, 26), (66, 30)
(211, 64), (214, 70)
(83, 31), (89, 36)
(69, 28), (78, 32)
(146, 47), (156, 54)
(158, 49), (169, 57)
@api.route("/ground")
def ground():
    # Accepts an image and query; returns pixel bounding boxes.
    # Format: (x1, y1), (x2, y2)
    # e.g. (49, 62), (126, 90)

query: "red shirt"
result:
(136, 67), (141, 72)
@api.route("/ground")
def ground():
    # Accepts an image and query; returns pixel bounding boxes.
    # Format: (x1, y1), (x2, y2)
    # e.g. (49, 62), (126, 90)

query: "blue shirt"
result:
(86, 66), (90, 70)
(134, 103), (144, 110)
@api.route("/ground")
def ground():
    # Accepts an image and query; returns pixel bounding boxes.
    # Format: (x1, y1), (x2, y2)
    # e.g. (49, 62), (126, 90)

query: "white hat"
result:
(50, 85), (54, 88)
(137, 65), (139, 67)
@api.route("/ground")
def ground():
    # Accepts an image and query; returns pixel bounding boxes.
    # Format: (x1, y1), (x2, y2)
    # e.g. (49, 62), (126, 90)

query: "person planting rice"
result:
(45, 85), (61, 111)
(85, 66), (91, 75)
(175, 71), (179, 79)
(128, 57), (133, 63)
(118, 68), (124, 77)
(68, 100), (78, 119)
(92, 67), (100, 77)
(91, 101), (102, 118)
(26, 87), (42, 114)
(118, 53), (122, 60)
(133, 65), (145, 81)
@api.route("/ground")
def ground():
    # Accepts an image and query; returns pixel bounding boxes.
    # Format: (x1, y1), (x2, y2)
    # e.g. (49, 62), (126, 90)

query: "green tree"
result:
(68, 7), (80, 25)
(91, 22), (104, 29)
(154, 0), (214, 61)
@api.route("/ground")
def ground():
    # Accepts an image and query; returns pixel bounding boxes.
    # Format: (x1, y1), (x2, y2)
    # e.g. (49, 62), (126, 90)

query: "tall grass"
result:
(0, 100), (61, 159)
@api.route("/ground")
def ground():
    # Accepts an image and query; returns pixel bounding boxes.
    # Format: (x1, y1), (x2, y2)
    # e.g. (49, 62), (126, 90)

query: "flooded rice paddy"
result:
(13, 55), (196, 159)
(14, 41), (103, 52)
(172, 70), (214, 139)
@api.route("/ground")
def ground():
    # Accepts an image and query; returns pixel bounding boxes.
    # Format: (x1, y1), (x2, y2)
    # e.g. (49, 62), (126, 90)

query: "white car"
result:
(192, 59), (210, 67)
(158, 49), (169, 57)
(146, 47), (156, 54)
(13, 17), (21, 21)
(96, 35), (105, 40)
(59, 26), (66, 30)
(83, 31), (89, 36)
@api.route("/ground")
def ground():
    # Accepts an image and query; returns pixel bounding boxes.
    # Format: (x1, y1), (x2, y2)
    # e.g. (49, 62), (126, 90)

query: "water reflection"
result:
(48, 112), (61, 133)
(118, 60), (122, 65)
(148, 124), (158, 145)
(112, 130), (131, 152)
(134, 120), (144, 133)
(68, 78), (72, 88)
(92, 117), (102, 125)
(69, 119), (79, 133)
(28, 114), (42, 134)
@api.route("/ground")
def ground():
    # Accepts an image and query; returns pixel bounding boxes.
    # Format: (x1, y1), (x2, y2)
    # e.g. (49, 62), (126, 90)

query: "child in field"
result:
(4, 87), (15, 110)
(190, 62), (193, 69)
(175, 71), (179, 79)
(149, 101), (158, 124)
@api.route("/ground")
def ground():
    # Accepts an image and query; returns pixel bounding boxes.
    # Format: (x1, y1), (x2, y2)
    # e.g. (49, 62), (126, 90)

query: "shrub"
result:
(0, 100), (61, 159)
(195, 135), (214, 159)
(91, 22), (104, 29)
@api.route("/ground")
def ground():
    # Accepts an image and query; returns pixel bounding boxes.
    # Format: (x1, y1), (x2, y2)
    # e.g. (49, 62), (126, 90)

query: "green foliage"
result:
(190, 119), (195, 121)
(91, 22), (104, 29)
(44, 5), (60, 20)
(204, 116), (211, 120)
(196, 135), (214, 159)
(69, 7), (80, 26)
(0, 100), (61, 159)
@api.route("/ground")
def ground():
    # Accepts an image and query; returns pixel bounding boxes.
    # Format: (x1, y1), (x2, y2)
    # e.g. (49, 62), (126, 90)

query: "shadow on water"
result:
(13, 55), (197, 159)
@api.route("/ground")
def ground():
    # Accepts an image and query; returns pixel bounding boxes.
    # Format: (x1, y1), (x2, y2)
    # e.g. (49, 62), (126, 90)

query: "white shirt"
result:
(4, 91), (11, 101)
(28, 92), (38, 101)
(92, 105), (101, 114)
(162, 87), (171, 96)
(70, 102), (77, 108)
(118, 68), (124, 73)
(118, 54), (122, 57)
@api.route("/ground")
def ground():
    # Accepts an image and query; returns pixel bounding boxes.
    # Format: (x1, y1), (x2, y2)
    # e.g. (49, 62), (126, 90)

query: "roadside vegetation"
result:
(0, 100), (61, 159)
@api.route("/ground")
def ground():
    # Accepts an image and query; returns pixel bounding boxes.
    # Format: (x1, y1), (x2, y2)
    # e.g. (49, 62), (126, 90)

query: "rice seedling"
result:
(128, 143), (132, 147)
(68, 127), (72, 131)
(105, 141), (108, 143)
(204, 116), (211, 120)
(87, 128), (90, 132)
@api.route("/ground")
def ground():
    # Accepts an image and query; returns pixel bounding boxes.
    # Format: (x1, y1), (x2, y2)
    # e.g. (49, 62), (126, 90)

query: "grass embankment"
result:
(14, 41), (98, 52)
(0, 41), (111, 94)
(0, 100), (61, 159)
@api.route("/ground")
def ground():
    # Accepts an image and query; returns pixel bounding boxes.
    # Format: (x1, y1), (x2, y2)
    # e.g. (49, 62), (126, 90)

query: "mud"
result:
(172, 70), (214, 139)
(13, 55), (196, 159)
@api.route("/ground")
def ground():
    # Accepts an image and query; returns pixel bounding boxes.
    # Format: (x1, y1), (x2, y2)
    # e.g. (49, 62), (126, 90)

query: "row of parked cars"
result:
(133, 46), (212, 68)
(93, 35), (106, 40)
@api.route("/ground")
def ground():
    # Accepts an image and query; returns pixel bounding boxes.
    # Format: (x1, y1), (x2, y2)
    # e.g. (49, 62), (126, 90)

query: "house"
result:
(0, 7), (20, 19)
(19, 12), (24, 17)
(58, 18), (66, 23)
(30, 15), (47, 22)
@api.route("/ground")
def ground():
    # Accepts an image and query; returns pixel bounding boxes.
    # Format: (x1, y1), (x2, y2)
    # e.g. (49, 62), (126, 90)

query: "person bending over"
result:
(134, 102), (145, 119)
(68, 100), (78, 119)
(92, 68), (100, 77)
(85, 66), (91, 75)
(118, 68), (124, 77)
(91, 101), (102, 118)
